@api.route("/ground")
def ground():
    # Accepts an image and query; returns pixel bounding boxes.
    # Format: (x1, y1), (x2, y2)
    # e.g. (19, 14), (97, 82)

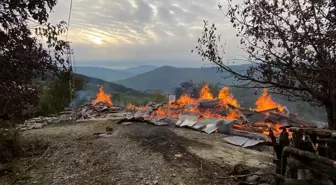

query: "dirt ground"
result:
(1, 120), (276, 185)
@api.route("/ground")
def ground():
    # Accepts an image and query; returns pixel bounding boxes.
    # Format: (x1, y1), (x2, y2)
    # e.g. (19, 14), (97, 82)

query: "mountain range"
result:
(116, 66), (230, 91)
(75, 65), (157, 82)
(75, 74), (149, 97)
(76, 64), (251, 92)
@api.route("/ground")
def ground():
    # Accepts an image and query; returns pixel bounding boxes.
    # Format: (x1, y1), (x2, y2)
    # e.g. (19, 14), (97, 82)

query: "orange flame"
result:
(125, 85), (288, 137)
(218, 86), (239, 108)
(177, 94), (195, 105)
(199, 83), (214, 100)
(126, 103), (135, 110)
(262, 122), (282, 136)
(226, 110), (240, 120)
(255, 89), (283, 112)
(91, 86), (113, 107)
(156, 107), (166, 117)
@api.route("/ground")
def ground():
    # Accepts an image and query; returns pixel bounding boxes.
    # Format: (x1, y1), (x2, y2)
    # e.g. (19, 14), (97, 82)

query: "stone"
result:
(29, 123), (43, 130)
(245, 175), (261, 183)
(174, 154), (182, 158)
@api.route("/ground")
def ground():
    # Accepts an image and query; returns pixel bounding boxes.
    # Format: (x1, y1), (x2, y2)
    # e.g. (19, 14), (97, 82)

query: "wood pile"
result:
(270, 127), (336, 185)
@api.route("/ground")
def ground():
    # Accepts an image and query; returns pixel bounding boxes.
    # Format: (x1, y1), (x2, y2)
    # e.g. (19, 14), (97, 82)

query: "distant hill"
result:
(75, 74), (149, 97)
(74, 65), (158, 82)
(75, 66), (135, 82)
(116, 65), (251, 91)
(120, 65), (157, 74)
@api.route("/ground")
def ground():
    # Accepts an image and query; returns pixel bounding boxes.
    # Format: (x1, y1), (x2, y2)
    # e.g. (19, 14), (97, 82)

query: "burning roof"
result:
(122, 83), (312, 147)
(22, 83), (320, 148)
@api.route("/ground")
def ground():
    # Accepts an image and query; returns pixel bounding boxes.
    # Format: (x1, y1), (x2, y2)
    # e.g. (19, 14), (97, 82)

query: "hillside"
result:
(120, 65), (157, 74)
(75, 66), (135, 82)
(116, 65), (250, 91)
(75, 65), (158, 82)
(75, 74), (148, 97)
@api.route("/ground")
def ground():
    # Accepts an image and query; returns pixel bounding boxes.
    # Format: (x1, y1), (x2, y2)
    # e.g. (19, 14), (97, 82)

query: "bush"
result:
(33, 76), (85, 117)
(0, 122), (23, 163)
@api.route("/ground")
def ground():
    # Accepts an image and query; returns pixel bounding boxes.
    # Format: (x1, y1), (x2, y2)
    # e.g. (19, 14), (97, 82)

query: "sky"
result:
(50, 0), (244, 68)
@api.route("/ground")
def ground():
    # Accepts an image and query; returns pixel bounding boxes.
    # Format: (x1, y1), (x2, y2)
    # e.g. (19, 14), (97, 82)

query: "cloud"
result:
(50, 0), (244, 67)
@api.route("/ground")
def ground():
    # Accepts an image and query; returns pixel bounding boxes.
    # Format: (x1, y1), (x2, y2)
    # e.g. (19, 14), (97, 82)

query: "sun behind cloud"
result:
(90, 36), (103, 45)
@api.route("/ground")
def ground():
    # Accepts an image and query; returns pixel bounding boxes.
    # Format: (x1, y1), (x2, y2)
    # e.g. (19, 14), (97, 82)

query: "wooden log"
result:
(235, 109), (249, 123)
(289, 127), (336, 138)
(283, 146), (336, 168)
(233, 125), (265, 134)
(276, 175), (331, 185)
(256, 107), (279, 113)
(316, 138), (336, 144)
(198, 99), (220, 108)
(286, 158), (336, 177)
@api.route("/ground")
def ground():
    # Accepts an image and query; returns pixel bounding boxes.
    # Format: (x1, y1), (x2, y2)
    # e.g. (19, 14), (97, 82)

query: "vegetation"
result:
(195, 0), (336, 129)
(32, 76), (85, 117)
(0, 0), (71, 160)
(77, 74), (149, 97)
(99, 90), (167, 106)
(0, 0), (71, 119)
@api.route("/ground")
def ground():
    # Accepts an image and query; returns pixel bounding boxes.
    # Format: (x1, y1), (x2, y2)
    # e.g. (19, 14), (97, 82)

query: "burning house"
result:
(121, 84), (325, 147)
(22, 83), (326, 148)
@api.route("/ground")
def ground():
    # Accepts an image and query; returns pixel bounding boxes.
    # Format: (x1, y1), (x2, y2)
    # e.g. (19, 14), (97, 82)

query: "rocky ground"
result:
(1, 120), (276, 185)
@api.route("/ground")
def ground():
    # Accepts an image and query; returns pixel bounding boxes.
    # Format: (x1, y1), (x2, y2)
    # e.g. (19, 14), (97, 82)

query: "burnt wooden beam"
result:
(289, 127), (336, 138)
(276, 175), (331, 185)
(317, 138), (336, 144)
(235, 109), (249, 123)
(255, 107), (279, 114)
(283, 146), (336, 168)
(286, 158), (336, 178)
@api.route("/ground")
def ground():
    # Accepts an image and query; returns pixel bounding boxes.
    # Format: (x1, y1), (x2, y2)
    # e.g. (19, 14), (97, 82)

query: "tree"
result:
(151, 90), (168, 103)
(0, 0), (71, 160)
(34, 76), (84, 116)
(0, 0), (71, 119)
(194, 0), (336, 129)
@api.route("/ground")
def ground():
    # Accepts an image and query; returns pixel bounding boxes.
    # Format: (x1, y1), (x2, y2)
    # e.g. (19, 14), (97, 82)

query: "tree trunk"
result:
(325, 105), (336, 130)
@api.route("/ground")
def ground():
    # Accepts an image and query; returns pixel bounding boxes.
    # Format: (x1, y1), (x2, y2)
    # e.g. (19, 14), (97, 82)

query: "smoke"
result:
(69, 90), (92, 108)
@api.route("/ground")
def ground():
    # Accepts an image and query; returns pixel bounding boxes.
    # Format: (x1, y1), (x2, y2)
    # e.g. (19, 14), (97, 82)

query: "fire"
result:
(226, 110), (240, 120)
(255, 89), (283, 112)
(218, 86), (239, 108)
(262, 122), (282, 136)
(199, 109), (223, 119)
(199, 83), (214, 100)
(176, 93), (195, 105)
(126, 103), (135, 110)
(156, 107), (166, 117)
(125, 84), (289, 138)
(91, 86), (113, 107)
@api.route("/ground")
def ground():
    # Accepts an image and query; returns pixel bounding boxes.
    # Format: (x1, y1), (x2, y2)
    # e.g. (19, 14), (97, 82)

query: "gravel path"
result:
(1, 120), (275, 185)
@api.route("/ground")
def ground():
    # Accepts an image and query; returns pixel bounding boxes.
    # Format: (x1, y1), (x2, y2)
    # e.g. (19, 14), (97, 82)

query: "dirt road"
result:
(1, 120), (275, 185)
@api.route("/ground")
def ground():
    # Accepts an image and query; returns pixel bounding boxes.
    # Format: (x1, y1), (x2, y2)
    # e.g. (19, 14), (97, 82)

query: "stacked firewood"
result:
(270, 127), (336, 185)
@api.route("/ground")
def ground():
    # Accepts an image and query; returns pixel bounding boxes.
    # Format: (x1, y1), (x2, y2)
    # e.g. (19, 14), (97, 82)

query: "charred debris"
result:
(20, 84), (336, 185)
